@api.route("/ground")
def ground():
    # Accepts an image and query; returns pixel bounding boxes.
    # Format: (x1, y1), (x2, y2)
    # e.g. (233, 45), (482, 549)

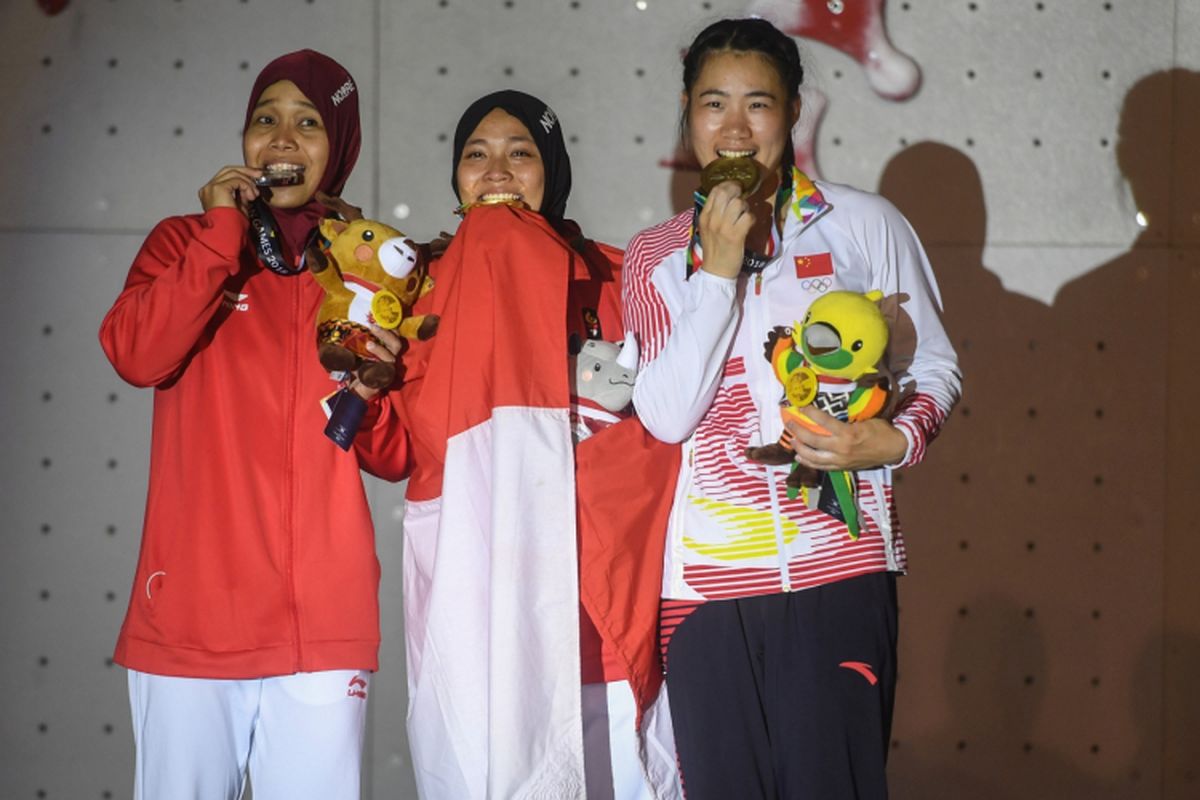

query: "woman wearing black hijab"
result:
(384, 91), (682, 799)
(450, 90), (573, 223)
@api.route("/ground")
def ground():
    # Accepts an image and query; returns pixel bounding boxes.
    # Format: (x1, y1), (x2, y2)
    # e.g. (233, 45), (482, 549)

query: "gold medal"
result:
(456, 195), (529, 216)
(785, 366), (818, 408)
(370, 289), (403, 330)
(699, 156), (762, 197)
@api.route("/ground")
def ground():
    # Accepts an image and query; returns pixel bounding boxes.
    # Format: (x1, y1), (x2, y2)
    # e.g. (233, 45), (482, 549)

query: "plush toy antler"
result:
(315, 191), (363, 222)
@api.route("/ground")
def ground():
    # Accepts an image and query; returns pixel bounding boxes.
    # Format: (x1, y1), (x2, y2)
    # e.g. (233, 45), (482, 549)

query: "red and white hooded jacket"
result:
(623, 170), (961, 603)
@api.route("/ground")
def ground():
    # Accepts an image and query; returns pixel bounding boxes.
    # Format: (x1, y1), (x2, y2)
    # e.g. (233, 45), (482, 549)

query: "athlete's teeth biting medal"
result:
(457, 193), (528, 215)
(255, 163), (306, 187)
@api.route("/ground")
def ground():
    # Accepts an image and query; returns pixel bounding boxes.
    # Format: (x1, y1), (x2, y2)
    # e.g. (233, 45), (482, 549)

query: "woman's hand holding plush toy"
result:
(349, 324), (402, 402)
(785, 407), (908, 471)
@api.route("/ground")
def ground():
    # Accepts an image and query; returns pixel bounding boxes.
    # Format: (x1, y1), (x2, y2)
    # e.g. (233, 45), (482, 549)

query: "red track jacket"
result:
(100, 207), (410, 679)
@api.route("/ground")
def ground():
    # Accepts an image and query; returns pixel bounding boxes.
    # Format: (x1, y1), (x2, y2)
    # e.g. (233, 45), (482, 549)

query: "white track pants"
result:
(582, 680), (657, 800)
(128, 669), (370, 800)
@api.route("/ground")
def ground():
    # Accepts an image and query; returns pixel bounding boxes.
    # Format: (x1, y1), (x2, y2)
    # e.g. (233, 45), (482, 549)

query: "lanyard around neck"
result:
(247, 197), (307, 276)
(685, 178), (792, 279)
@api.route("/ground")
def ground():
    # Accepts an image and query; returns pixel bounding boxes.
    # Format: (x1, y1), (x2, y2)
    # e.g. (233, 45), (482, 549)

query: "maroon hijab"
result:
(242, 50), (361, 262)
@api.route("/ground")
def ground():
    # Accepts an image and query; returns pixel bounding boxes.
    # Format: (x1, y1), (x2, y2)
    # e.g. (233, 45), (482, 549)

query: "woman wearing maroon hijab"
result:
(99, 50), (407, 800)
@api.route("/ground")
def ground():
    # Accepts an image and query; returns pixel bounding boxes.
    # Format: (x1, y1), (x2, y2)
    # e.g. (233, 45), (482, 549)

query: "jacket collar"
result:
(787, 168), (830, 230)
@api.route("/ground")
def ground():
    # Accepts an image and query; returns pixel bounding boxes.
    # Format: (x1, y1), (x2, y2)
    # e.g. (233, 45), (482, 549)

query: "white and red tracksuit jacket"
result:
(623, 170), (962, 603)
(99, 207), (410, 679)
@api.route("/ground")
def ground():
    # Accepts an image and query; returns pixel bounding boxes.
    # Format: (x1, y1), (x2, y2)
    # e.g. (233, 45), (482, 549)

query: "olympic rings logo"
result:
(801, 278), (833, 293)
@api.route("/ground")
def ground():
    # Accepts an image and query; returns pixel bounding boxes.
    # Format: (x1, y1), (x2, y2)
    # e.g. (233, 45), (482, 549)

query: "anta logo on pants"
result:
(839, 661), (879, 685)
(346, 676), (368, 700)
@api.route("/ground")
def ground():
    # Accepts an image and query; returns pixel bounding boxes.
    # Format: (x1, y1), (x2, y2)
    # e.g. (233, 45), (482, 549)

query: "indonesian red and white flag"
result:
(400, 206), (587, 799)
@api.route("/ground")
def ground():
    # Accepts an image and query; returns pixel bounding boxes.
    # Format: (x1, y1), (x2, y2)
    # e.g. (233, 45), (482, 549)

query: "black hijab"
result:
(451, 90), (572, 223)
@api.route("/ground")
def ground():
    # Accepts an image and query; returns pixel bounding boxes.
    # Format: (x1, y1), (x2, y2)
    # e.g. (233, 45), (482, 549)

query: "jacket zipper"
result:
(745, 266), (792, 591)
(285, 278), (303, 669)
(669, 443), (697, 598)
(764, 464), (790, 591)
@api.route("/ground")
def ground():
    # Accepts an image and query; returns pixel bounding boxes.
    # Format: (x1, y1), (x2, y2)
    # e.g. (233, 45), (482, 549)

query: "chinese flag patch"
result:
(795, 253), (833, 278)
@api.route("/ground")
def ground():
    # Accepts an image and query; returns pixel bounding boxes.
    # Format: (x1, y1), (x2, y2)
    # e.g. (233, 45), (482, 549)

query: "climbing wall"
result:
(1, 1), (1196, 798)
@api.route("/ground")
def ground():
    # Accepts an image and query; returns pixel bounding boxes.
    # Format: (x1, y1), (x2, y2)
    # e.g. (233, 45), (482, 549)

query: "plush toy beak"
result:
(803, 322), (841, 356)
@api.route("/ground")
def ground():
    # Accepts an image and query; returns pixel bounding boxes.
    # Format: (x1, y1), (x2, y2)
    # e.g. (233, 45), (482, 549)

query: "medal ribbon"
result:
(685, 174), (790, 278)
(247, 197), (309, 276)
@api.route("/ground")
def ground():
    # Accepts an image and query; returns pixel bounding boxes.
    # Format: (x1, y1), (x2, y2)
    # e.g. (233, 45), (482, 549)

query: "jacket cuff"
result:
(891, 416), (924, 469)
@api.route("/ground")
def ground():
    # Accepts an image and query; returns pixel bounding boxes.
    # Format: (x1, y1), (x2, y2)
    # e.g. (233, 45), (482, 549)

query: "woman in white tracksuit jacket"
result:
(622, 17), (961, 799)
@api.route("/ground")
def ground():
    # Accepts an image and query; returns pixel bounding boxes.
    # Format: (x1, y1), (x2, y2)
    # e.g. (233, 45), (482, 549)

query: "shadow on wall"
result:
(878, 69), (1200, 799)
(1132, 632), (1200, 792)
(891, 593), (1103, 800)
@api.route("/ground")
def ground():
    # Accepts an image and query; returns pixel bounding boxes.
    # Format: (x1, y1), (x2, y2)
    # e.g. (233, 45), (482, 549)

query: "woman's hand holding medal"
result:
(200, 163), (311, 215)
(199, 166), (265, 214)
(697, 156), (761, 280)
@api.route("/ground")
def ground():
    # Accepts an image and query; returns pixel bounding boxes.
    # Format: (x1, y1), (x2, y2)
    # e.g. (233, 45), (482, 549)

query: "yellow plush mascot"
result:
(745, 289), (890, 539)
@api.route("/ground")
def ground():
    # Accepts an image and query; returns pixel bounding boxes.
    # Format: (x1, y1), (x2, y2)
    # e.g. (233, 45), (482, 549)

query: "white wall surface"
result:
(2, 1), (1197, 798)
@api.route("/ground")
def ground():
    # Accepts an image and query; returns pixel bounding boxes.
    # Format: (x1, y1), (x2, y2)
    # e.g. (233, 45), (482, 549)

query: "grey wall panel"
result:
(2, 1), (1198, 798)
(0, 0), (379, 233)
(1182, 0), (1200, 70)
(0, 230), (148, 800)
(810, 0), (1176, 300)
(362, 475), (417, 799)
(377, 0), (716, 248)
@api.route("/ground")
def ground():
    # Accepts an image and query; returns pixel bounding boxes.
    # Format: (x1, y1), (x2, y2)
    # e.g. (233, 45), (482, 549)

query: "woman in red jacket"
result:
(99, 50), (407, 800)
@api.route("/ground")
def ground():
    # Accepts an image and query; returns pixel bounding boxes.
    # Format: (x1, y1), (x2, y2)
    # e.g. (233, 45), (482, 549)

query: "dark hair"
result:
(680, 18), (804, 172)
(682, 18), (804, 100)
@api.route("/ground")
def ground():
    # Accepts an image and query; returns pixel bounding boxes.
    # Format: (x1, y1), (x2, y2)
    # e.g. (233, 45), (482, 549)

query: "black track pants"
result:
(664, 572), (898, 800)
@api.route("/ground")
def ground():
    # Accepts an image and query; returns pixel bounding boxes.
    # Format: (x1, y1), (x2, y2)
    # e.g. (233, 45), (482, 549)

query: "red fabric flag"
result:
(576, 418), (681, 719)
(399, 205), (584, 799)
